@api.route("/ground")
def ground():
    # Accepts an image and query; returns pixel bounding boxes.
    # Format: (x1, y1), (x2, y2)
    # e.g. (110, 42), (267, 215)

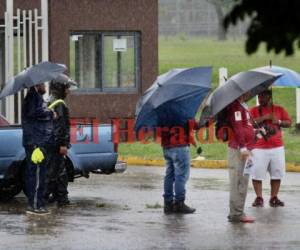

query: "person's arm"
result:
(272, 107), (292, 128)
(250, 107), (273, 124)
(252, 113), (273, 124)
(54, 104), (71, 153)
(26, 94), (54, 120)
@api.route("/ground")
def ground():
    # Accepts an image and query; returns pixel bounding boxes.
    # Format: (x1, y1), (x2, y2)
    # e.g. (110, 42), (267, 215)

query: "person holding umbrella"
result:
(246, 89), (291, 207)
(22, 83), (57, 215)
(226, 91), (256, 223)
(199, 68), (283, 223)
(0, 62), (67, 215)
(160, 117), (198, 214)
(134, 67), (212, 215)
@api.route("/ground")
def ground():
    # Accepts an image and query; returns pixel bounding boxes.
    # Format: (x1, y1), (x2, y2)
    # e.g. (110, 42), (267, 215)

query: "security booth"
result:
(0, 0), (158, 124)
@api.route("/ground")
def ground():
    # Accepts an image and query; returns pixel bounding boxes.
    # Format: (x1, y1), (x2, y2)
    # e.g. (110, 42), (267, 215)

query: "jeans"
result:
(163, 146), (190, 202)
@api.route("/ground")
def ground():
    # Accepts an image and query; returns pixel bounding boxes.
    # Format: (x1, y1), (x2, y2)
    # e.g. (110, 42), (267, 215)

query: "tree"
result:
(207, 0), (234, 40)
(224, 0), (300, 56)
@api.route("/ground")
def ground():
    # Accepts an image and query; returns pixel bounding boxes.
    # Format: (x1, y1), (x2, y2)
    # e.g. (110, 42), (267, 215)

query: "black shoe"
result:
(164, 201), (174, 214)
(173, 201), (196, 214)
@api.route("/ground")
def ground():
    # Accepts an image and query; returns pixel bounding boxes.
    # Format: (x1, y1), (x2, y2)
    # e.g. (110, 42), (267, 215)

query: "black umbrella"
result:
(199, 67), (282, 126)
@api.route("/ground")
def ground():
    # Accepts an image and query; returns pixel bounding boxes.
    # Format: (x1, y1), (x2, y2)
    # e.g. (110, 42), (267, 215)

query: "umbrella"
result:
(0, 61), (67, 99)
(134, 66), (212, 132)
(199, 67), (282, 126)
(257, 65), (300, 87)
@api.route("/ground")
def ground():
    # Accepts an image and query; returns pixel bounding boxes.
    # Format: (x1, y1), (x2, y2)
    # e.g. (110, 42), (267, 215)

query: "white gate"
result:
(0, 0), (49, 124)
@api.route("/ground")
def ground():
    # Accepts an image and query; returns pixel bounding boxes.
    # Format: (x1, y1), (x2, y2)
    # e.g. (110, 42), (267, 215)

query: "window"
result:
(69, 32), (140, 92)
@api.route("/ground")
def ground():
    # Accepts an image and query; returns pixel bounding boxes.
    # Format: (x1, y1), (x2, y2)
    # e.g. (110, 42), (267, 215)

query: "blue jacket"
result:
(22, 87), (54, 147)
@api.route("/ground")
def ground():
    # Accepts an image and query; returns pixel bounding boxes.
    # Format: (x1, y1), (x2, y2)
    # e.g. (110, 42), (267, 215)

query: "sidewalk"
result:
(119, 156), (300, 172)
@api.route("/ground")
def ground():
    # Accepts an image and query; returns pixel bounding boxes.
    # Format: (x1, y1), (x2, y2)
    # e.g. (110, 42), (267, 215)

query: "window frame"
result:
(69, 31), (141, 94)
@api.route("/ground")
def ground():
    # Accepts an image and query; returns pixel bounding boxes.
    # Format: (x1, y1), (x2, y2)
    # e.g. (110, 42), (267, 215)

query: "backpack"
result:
(215, 107), (231, 142)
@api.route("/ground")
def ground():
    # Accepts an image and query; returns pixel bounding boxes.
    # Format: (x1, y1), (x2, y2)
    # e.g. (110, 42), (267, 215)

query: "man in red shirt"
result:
(226, 92), (256, 223)
(246, 89), (291, 207)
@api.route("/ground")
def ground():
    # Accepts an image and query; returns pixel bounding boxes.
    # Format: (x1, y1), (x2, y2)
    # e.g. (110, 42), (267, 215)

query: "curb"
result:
(119, 156), (300, 173)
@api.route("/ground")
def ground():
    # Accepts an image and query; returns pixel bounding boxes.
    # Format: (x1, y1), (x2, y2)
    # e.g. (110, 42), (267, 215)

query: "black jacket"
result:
(50, 98), (70, 148)
(22, 88), (54, 147)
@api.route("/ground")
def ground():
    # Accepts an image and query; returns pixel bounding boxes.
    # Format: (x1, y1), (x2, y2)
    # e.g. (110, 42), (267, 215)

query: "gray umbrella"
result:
(0, 61), (67, 99)
(199, 67), (282, 126)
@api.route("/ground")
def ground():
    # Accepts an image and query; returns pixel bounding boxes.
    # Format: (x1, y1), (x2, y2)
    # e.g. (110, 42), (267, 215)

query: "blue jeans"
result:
(163, 146), (190, 202)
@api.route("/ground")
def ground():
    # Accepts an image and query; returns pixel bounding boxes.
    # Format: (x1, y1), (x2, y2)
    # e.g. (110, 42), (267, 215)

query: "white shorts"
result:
(244, 146), (285, 180)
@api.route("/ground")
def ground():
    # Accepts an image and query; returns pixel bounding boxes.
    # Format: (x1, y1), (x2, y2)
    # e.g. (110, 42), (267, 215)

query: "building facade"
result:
(0, 0), (158, 123)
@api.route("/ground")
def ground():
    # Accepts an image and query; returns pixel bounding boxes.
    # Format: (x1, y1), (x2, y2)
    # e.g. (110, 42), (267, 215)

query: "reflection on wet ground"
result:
(0, 166), (300, 249)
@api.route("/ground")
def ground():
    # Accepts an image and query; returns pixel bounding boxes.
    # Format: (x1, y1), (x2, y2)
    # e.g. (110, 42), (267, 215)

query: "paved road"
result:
(0, 166), (300, 250)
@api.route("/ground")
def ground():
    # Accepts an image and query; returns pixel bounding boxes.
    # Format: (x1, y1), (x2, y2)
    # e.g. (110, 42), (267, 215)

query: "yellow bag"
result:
(31, 147), (45, 164)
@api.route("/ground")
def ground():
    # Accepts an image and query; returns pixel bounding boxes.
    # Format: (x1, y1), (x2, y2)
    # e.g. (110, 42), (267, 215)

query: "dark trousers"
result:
(45, 148), (69, 203)
(25, 146), (49, 209)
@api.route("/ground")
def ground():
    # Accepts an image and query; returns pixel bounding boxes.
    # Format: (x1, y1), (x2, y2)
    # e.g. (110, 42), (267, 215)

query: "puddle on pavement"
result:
(191, 177), (229, 190)
(133, 184), (155, 190)
(0, 196), (129, 237)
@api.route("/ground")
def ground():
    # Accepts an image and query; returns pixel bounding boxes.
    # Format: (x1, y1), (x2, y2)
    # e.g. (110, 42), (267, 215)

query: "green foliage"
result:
(224, 0), (300, 55)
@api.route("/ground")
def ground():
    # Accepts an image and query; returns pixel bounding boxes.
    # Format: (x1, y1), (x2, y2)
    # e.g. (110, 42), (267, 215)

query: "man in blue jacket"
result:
(22, 83), (56, 215)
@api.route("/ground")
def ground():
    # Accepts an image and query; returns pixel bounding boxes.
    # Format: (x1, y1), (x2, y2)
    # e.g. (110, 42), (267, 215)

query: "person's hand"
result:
(52, 111), (58, 120)
(59, 146), (68, 155)
(272, 118), (281, 126)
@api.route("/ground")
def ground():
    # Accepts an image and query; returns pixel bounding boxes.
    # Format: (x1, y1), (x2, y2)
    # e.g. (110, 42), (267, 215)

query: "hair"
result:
(259, 89), (272, 97)
(49, 80), (70, 99)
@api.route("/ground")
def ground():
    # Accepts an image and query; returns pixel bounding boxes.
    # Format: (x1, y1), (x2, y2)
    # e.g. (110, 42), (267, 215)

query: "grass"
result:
(119, 37), (300, 163)
(159, 37), (300, 86)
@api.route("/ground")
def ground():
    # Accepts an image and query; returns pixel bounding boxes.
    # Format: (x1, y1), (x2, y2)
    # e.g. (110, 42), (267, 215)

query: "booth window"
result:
(69, 32), (140, 92)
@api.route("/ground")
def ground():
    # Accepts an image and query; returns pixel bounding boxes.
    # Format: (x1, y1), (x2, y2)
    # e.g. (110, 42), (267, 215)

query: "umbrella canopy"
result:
(0, 61), (67, 99)
(199, 67), (282, 126)
(258, 65), (300, 87)
(134, 66), (212, 132)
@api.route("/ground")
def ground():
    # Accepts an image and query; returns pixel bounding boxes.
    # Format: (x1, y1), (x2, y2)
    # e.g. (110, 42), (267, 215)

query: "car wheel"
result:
(0, 182), (22, 202)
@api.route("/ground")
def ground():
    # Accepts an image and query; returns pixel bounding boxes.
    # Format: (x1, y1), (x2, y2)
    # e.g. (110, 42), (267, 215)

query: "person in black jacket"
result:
(44, 79), (71, 207)
(22, 83), (56, 215)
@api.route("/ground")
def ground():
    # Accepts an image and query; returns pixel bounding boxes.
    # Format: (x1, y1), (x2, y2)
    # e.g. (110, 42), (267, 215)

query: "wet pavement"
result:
(1, 166), (300, 250)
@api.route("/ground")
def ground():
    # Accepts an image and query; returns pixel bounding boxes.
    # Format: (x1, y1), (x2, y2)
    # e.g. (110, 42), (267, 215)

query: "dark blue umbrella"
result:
(134, 67), (212, 132)
(258, 65), (300, 87)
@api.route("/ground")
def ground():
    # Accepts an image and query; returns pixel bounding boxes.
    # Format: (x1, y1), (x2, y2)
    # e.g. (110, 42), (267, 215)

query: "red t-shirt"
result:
(250, 104), (291, 148)
(227, 100), (256, 150)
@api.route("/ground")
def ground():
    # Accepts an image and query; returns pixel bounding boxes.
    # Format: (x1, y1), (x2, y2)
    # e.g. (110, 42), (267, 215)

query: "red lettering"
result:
(112, 119), (135, 144)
